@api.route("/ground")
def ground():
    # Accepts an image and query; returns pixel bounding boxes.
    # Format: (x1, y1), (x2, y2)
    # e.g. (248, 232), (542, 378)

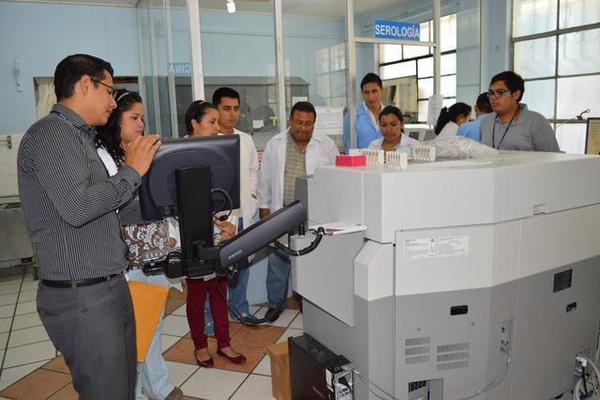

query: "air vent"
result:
(405, 337), (431, 366)
(437, 342), (469, 371)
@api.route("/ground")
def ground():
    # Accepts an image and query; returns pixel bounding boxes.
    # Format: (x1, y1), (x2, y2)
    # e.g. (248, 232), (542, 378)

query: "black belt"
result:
(41, 273), (120, 288)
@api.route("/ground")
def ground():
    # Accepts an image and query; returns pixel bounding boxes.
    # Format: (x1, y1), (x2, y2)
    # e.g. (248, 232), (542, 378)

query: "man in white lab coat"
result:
(257, 101), (339, 321)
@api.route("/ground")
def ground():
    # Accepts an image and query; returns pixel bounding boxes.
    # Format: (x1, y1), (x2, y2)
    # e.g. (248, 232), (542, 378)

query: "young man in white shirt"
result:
(258, 101), (339, 321)
(213, 87), (259, 320)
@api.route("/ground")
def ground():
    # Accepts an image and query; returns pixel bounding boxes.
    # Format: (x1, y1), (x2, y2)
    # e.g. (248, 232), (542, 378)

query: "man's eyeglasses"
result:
(486, 89), (511, 98)
(91, 78), (115, 96)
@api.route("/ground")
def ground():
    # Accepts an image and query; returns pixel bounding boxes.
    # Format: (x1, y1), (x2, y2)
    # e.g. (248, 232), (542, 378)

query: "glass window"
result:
(558, 29), (600, 76)
(418, 78), (433, 99)
(523, 79), (556, 119)
(418, 100), (428, 122)
(420, 21), (431, 42)
(403, 44), (429, 59)
(316, 47), (330, 73)
(514, 37), (556, 79)
(555, 123), (587, 154)
(381, 60), (416, 80)
(560, 0), (600, 29)
(317, 75), (331, 98)
(418, 57), (433, 78)
(513, 0), (557, 37)
(443, 98), (456, 108)
(380, 44), (402, 64)
(440, 53), (457, 75)
(441, 75), (457, 97)
(440, 14), (457, 52)
(556, 75), (600, 119)
(331, 43), (346, 71)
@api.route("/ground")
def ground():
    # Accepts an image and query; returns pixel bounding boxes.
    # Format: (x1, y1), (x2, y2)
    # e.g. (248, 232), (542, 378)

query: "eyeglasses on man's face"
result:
(91, 78), (116, 97)
(486, 88), (511, 98)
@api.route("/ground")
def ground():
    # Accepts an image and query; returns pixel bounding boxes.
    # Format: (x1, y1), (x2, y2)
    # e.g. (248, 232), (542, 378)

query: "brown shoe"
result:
(166, 387), (184, 400)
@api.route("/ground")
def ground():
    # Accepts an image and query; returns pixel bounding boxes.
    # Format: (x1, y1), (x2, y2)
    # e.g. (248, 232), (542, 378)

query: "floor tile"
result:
(7, 325), (50, 348)
(252, 355), (271, 376)
(14, 301), (36, 316)
(162, 334), (182, 354)
(47, 382), (77, 400)
(0, 305), (15, 319)
(164, 337), (266, 374)
(12, 312), (42, 330)
(17, 289), (37, 304)
(19, 279), (39, 292)
(0, 361), (46, 391)
(231, 325), (285, 347)
(230, 374), (273, 400)
(172, 304), (187, 317)
(289, 313), (303, 330)
(181, 367), (246, 400)
(162, 315), (191, 337)
(0, 368), (71, 400)
(42, 356), (70, 374)
(3, 340), (56, 368)
(0, 292), (18, 307)
(165, 287), (187, 316)
(0, 332), (8, 348)
(0, 317), (11, 333)
(165, 361), (199, 387)
(276, 328), (302, 344)
(0, 285), (20, 296)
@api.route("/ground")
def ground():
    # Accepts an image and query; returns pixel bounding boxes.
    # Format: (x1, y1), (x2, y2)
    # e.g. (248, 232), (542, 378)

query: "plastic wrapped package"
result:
(426, 136), (500, 159)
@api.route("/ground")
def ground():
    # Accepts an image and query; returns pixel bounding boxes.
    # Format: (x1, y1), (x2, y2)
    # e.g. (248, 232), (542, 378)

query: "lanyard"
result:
(492, 115), (516, 149)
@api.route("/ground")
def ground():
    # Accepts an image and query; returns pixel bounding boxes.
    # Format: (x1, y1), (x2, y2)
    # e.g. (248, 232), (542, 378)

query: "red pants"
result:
(186, 277), (231, 349)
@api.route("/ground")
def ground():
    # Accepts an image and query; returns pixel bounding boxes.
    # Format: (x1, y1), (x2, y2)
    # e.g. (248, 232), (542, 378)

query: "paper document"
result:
(310, 222), (367, 236)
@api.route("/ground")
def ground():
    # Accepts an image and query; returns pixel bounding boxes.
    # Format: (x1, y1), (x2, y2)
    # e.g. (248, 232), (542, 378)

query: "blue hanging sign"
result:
(374, 20), (420, 41)
(168, 62), (191, 76)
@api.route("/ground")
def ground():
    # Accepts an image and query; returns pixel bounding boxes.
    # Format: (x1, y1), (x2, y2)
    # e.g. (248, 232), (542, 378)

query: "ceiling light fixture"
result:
(226, 0), (236, 13)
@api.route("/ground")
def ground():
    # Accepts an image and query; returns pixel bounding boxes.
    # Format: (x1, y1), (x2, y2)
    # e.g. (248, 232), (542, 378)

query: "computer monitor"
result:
(139, 135), (240, 221)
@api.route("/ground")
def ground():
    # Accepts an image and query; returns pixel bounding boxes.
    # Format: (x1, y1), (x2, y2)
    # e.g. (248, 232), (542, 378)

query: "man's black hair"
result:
(490, 71), (525, 102)
(360, 73), (383, 90)
(476, 92), (492, 113)
(212, 87), (240, 106)
(54, 54), (114, 101)
(290, 101), (317, 120)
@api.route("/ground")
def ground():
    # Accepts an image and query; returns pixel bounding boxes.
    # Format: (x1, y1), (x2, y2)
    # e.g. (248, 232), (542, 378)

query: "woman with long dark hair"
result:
(96, 89), (183, 400)
(435, 102), (472, 138)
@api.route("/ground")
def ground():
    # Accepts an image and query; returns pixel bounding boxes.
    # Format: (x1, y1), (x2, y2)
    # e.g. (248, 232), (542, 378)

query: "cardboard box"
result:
(265, 341), (291, 400)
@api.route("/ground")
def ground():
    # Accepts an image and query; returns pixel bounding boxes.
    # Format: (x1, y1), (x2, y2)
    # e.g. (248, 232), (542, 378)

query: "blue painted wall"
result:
(0, 1), (138, 133)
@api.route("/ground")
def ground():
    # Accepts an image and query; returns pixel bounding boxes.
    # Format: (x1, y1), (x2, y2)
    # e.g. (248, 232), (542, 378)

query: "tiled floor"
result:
(0, 265), (302, 400)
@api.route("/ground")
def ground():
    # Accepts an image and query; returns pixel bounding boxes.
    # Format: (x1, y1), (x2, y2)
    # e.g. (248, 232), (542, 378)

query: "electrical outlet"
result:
(499, 319), (513, 353)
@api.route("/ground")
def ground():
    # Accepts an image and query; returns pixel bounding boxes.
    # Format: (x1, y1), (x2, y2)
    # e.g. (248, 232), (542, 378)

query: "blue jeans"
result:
(267, 249), (290, 308)
(127, 269), (175, 400)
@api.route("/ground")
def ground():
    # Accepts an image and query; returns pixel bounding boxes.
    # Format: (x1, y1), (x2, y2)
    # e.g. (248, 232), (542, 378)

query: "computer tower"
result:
(289, 334), (353, 400)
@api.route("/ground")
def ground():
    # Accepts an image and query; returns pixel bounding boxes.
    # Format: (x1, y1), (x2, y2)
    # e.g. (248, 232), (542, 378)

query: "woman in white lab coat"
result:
(368, 105), (419, 153)
(434, 102), (472, 139)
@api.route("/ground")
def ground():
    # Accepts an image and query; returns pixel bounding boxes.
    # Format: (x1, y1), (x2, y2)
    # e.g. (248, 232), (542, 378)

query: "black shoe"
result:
(265, 307), (282, 323)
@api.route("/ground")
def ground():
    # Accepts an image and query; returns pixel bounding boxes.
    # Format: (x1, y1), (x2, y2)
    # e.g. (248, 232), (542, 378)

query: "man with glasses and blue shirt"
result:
(480, 70), (560, 152)
(18, 54), (160, 399)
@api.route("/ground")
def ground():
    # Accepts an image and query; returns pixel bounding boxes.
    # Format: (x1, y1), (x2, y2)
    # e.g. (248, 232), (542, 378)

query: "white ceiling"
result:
(10, 0), (406, 18)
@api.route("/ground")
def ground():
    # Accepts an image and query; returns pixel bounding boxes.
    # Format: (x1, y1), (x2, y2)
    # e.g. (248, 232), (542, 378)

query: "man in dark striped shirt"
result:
(17, 54), (160, 400)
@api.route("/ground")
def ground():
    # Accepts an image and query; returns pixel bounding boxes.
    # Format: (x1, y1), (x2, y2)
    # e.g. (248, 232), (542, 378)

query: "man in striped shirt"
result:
(17, 54), (160, 400)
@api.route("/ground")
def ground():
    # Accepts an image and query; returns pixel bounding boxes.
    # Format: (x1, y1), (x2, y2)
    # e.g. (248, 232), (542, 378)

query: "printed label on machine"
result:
(403, 238), (436, 260)
(436, 235), (469, 257)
